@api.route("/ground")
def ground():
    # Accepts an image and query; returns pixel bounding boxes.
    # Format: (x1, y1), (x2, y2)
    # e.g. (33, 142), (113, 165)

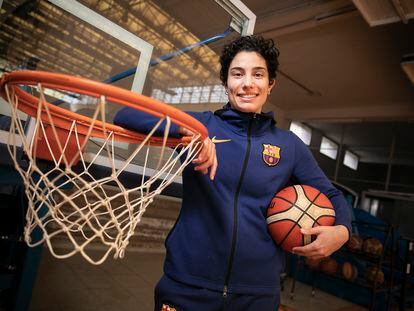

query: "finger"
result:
(293, 249), (320, 258)
(295, 243), (332, 258)
(193, 145), (207, 163)
(193, 139), (211, 164)
(292, 244), (310, 252)
(292, 245), (310, 256)
(179, 126), (195, 136)
(194, 146), (210, 168)
(300, 227), (322, 235)
(194, 156), (214, 172)
(292, 240), (319, 254)
(194, 138), (208, 157)
(207, 140), (215, 164)
(209, 153), (218, 180)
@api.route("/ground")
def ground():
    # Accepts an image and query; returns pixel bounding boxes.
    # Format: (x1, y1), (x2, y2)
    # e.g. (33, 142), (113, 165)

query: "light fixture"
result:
(352, 0), (412, 26)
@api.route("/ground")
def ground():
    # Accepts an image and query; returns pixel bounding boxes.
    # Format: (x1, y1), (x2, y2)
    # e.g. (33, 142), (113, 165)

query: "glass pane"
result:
(320, 136), (338, 160)
(344, 150), (359, 170)
(0, 0), (242, 175)
(290, 121), (312, 146)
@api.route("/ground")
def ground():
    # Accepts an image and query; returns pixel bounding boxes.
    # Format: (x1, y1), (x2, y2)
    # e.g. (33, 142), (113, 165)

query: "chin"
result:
(233, 103), (261, 113)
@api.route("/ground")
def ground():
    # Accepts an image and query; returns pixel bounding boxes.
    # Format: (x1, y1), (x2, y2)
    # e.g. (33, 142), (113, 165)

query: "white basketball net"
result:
(4, 83), (201, 264)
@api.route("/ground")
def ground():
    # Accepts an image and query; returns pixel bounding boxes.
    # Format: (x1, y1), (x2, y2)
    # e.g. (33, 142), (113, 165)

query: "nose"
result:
(243, 75), (254, 88)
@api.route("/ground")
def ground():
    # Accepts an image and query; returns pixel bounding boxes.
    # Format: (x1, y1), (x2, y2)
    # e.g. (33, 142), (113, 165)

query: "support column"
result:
(334, 124), (345, 182)
(385, 133), (396, 192)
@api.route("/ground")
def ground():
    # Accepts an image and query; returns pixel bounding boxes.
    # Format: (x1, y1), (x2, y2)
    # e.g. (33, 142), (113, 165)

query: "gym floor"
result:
(29, 249), (367, 311)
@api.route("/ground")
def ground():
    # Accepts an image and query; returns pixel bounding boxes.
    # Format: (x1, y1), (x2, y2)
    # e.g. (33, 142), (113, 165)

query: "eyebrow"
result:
(230, 66), (267, 71)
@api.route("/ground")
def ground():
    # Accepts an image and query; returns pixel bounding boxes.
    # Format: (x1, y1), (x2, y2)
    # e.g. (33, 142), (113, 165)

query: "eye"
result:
(254, 72), (264, 78)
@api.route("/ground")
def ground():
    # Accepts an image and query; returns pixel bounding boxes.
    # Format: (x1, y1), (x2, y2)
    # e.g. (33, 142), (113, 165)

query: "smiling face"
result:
(225, 51), (275, 113)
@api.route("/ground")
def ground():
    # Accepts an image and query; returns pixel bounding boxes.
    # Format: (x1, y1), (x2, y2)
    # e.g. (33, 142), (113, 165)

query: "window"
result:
(361, 197), (370, 212)
(343, 150), (359, 170)
(200, 86), (211, 103)
(210, 85), (226, 103)
(150, 84), (227, 104)
(320, 136), (338, 160)
(289, 122), (312, 145)
(361, 196), (379, 216)
(181, 87), (192, 103)
(190, 86), (202, 104)
(151, 89), (164, 101)
(169, 88), (182, 104)
(370, 199), (379, 216)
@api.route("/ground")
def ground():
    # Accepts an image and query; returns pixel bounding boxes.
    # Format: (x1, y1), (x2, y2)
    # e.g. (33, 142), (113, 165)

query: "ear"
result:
(268, 79), (276, 93)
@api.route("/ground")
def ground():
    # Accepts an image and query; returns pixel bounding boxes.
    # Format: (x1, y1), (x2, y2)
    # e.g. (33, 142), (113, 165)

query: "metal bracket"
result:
(214, 0), (256, 35)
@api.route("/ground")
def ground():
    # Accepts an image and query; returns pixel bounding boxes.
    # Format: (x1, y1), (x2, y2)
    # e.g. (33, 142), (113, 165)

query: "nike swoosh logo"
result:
(211, 136), (232, 144)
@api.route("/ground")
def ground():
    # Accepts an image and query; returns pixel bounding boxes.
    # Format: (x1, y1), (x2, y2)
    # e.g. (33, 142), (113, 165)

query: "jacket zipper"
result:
(223, 117), (253, 298)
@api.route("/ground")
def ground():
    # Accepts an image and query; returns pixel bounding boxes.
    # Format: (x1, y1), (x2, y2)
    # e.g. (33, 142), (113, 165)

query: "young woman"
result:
(114, 35), (351, 311)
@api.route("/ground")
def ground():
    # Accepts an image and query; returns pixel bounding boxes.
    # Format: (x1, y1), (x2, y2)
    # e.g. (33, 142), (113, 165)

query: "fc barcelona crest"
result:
(262, 144), (281, 166)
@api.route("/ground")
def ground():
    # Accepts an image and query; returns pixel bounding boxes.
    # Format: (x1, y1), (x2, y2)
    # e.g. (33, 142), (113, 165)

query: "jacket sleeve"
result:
(290, 132), (352, 240)
(113, 107), (181, 137)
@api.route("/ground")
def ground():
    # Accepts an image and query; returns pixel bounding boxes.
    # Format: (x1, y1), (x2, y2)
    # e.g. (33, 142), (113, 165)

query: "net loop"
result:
(1, 71), (207, 265)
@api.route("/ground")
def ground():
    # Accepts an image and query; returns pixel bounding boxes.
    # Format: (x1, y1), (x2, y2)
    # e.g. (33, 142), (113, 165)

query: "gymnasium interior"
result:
(0, 0), (413, 310)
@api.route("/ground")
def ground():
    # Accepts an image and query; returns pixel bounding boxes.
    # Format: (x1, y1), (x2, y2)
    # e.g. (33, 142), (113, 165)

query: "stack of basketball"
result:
(319, 257), (338, 275)
(362, 237), (383, 257)
(365, 266), (385, 285)
(347, 235), (363, 252)
(305, 257), (322, 270)
(341, 262), (358, 282)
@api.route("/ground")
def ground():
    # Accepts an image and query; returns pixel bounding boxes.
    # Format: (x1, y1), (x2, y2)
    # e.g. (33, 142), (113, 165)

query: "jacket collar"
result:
(214, 103), (276, 135)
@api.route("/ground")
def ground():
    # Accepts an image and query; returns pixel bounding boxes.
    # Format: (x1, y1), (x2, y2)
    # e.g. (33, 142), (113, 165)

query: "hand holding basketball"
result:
(292, 225), (349, 259)
(266, 185), (336, 253)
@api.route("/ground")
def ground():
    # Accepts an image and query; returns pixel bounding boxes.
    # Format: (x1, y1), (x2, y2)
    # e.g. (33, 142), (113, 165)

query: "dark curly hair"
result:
(219, 35), (280, 86)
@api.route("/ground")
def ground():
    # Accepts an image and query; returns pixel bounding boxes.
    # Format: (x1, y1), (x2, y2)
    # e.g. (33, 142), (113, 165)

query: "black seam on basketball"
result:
(267, 219), (297, 225)
(293, 191), (323, 230)
(273, 196), (312, 213)
(273, 192), (333, 225)
(308, 208), (336, 224)
(279, 219), (299, 247)
(301, 186), (333, 210)
(300, 185), (320, 206)
(274, 191), (321, 246)
(267, 204), (301, 217)
(273, 195), (296, 206)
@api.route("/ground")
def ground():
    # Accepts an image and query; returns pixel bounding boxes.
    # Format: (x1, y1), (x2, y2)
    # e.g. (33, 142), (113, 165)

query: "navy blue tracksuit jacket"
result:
(114, 103), (351, 296)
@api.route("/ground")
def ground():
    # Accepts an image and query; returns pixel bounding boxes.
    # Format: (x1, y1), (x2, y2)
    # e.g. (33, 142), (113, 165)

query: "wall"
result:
(307, 128), (414, 195)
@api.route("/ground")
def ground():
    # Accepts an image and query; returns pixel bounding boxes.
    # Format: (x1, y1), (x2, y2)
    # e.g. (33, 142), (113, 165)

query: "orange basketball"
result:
(362, 237), (383, 257)
(342, 262), (358, 281)
(266, 184), (336, 252)
(365, 266), (385, 285)
(348, 235), (363, 252)
(305, 257), (322, 270)
(320, 257), (338, 275)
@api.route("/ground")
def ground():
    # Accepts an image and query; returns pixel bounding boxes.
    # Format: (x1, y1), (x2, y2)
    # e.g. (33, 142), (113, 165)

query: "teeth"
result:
(239, 94), (257, 98)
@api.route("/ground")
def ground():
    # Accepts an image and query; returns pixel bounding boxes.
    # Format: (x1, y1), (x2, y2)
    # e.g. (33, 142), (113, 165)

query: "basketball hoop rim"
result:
(0, 70), (208, 146)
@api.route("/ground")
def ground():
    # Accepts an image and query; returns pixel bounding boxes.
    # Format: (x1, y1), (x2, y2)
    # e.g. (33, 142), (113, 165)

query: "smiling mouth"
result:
(237, 94), (258, 99)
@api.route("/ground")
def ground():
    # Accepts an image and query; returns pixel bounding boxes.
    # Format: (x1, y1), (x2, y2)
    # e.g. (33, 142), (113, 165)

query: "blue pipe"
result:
(103, 27), (234, 84)
(51, 28), (234, 105)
